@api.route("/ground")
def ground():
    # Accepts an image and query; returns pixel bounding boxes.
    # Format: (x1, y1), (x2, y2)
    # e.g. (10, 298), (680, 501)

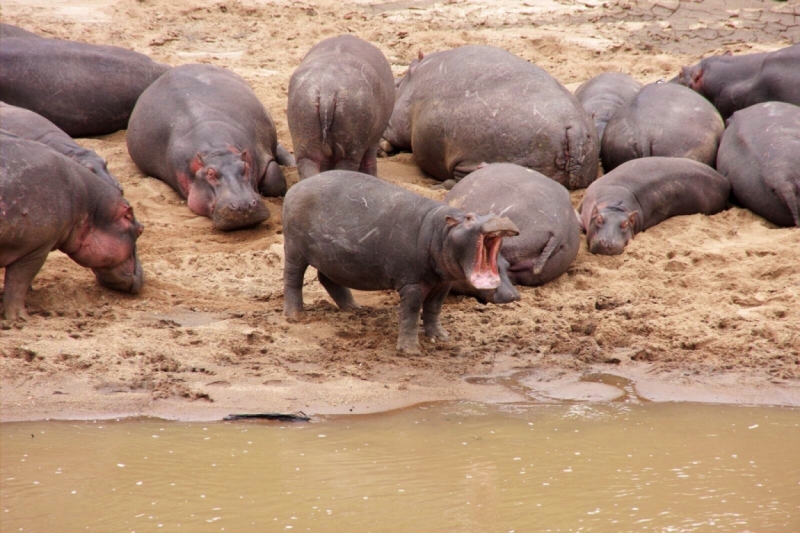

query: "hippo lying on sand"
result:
(445, 163), (580, 304)
(601, 82), (724, 172)
(579, 157), (730, 255)
(0, 134), (144, 320)
(382, 45), (599, 189)
(127, 64), (294, 231)
(574, 72), (642, 143)
(0, 36), (169, 137)
(717, 102), (800, 227)
(283, 170), (519, 353)
(288, 34), (394, 180)
(674, 44), (800, 120)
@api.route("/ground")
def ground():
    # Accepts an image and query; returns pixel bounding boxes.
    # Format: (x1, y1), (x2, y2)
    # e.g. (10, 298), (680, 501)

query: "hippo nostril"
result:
(250, 199), (257, 208)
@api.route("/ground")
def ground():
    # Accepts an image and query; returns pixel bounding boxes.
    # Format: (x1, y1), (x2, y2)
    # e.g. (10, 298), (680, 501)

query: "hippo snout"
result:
(212, 196), (270, 231)
(93, 254), (145, 294)
(588, 237), (626, 256)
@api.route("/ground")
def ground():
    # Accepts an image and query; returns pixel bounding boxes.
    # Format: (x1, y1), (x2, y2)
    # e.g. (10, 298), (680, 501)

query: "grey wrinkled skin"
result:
(579, 157), (730, 255)
(0, 23), (40, 39)
(0, 102), (121, 192)
(574, 72), (642, 143)
(282, 170), (519, 354)
(288, 34), (395, 180)
(382, 45), (599, 190)
(0, 36), (169, 137)
(445, 163), (580, 304)
(673, 44), (800, 121)
(0, 135), (145, 321)
(601, 82), (724, 172)
(127, 64), (291, 231)
(717, 102), (800, 227)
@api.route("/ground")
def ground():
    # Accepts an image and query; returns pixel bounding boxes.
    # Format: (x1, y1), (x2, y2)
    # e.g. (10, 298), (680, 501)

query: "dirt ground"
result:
(1, 0), (799, 422)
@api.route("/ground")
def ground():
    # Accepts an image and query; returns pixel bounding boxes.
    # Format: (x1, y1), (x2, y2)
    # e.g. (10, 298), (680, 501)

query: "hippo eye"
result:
(206, 168), (218, 183)
(594, 215), (604, 226)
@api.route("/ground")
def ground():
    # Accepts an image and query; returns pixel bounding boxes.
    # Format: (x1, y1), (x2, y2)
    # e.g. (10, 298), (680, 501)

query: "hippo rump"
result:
(288, 34), (395, 180)
(127, 64), (294, 231)
(0, 36), (169, 137)
(674, 44), (800, 120)
(579, 157), (730, 255)
(0, 102), (120, 191)
(0, 134), (144, 320)
(601, 82), (724, 172)
(574, 72), (642, 143)
(717, 102), (800, 227)
(382, 45), (599, 190)
(445, 163), (580, 304)
(283, 170), (519, 354)
(0, 23), (40, 39)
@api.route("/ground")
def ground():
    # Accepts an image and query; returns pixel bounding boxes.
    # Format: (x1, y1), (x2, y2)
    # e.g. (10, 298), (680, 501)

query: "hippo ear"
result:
(590, 204), (599, 221)
(189, 153), (204, 175)
(418, 50), (425, 61)
(722, 50), (733, 56)
(240, 149), (253, 176)
(628, 211), (638, 227)
(445, 215), (462, 228)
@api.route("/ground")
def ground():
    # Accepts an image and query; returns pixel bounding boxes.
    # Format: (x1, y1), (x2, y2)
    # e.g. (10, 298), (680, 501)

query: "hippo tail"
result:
(562, 120), (599, 190)
(317, 92), (337, 159)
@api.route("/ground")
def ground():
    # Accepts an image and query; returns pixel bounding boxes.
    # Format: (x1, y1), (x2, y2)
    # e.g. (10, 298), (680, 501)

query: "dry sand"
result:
(1, 0), (799, 421)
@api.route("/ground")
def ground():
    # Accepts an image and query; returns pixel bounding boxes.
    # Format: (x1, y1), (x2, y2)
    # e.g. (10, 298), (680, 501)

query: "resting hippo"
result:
(382, 45), (599, 190)
(574, 72), (642, 143)
(127, 64), (293, 231)
(283, 170), (519, 353)
(717, 102), (800, 227)
(601, 82), (724, 172)
(0, 23), (40, 39)
(579, 157), (730, 255)
(0, 36), (169, 137)
(0, 102), (120, 191)
(288, 35), (394, 179)
(0, 134), (144, 320)
(674, 44), (800, 120)
(445, 163), (580, 304)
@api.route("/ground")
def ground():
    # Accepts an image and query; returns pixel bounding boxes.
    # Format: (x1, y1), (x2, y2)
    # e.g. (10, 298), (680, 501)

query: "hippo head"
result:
(676, 63), (704, 93)
(585, 203), (636, 256)
(68, 200), (145, 294)
(184, 150), (270, 231)
(443, 212), (519, 289)
(381, 51), (425, 151)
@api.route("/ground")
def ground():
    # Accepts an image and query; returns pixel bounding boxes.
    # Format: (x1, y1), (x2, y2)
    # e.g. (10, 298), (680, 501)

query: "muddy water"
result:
(1, 402), (799, 532)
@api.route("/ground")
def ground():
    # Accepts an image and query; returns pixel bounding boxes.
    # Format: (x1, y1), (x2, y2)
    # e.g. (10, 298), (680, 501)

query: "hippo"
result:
(0, 36), (169, 137)
(382, 45), (599, 190)
(674, 44), (800, 121)
(127, 64), (294, 231)
(283, 170), (519, 353)
(0, 134), (144, 320)
(445, 163), (580, 304)
(601, 82), (724, 172)
(579, 157), (730, 255)
(288, 35), (395, 180)
(0, 102), (120, 191)
(717, 102), (800, 227)
(0, 23), (40, 39)
(574, 72), (642, 143)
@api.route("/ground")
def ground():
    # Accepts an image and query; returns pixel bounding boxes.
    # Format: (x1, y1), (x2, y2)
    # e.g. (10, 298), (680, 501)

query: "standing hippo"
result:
(0, 102), (120, 191)
(288, 35), (394, 180)
(674, 44), (800, 120)
(717, 102), (800, 227)
(0, 135), (144, 320)
(445, 163), (580, 304)
(382, 45), (599, 190)
(601, 82), (724, 172)
(0, 36), (169, 137)
(127, 64), (293, 231)
(283, 170), (519, 354)
(579, 157), (730, 255)
(574, 72), (642, 143)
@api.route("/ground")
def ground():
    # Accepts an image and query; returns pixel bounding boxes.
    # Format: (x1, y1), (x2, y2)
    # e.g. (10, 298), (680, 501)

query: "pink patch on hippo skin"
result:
(469, 234), (502, 290)
(176, 171), (192, 197)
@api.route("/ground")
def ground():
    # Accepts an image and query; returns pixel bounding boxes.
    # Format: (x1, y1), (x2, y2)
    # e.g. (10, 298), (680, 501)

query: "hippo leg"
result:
(260, 160), (288, 197)
(296, 158), (322, 181)
(275, 143), (296, 167)
(453, 162), (481, 182)
(422, 282), (451, 340)
(358, 143), (380, 177)
(283, 257), (309, 319)
(318, 271), (360, 311)
(3, 250), (48, 321)
(397, 284), (426, 354)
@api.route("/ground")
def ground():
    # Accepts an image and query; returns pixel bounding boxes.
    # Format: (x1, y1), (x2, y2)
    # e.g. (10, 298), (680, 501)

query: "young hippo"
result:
(282, 170), (519, 354)
(0, 135), (144, 320)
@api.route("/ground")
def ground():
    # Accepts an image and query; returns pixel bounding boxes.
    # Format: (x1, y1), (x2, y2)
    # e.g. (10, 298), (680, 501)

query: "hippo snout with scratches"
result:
(580, 157), (730, 255)
(282, 171), (519, 354)
(1, 135), (144, 320)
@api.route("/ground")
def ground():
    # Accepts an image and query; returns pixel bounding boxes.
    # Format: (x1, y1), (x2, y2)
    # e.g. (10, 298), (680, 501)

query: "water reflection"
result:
(1, 402), (798, 532)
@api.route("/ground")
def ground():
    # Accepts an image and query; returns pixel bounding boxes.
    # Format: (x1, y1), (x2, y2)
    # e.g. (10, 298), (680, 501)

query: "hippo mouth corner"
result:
(469, 233), (503, 290)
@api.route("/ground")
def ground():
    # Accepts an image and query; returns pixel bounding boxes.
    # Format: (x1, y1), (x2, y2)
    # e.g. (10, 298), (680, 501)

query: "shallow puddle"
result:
(1, 402), (798, 532)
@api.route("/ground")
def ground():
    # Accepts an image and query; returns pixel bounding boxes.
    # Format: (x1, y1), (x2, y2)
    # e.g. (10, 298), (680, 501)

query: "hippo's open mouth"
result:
(469, 233), (503, 289)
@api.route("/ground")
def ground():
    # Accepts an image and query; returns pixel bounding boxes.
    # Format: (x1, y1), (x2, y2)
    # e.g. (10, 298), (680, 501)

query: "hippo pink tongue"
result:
(469, 234), (502, 289)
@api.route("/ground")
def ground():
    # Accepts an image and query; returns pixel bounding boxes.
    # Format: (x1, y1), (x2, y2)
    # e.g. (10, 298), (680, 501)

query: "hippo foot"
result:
(3, 308), (29, 322)
(396, 338), (421, 355)
(284, 309), (305, 321)
(424, 324), (449, 341)
(378, 139), (395, 155)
